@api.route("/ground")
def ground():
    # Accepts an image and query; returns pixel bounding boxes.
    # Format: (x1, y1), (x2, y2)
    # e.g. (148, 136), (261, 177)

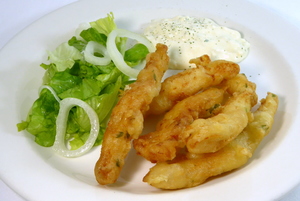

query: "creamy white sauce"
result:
(143, 16), (250, 70)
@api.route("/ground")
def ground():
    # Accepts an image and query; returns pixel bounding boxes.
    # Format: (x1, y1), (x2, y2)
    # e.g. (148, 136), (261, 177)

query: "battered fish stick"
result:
(221, 73), (258, 107)
(143, 92), (279, 189)
(133, 88), (225, 163)
(184, 91), (253, 154)
(94, 44), (169, 185)
(148, 55), (240, 115)
(184, 73), (258, 154)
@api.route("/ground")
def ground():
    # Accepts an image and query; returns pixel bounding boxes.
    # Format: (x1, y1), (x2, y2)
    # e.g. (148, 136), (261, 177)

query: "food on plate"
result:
(143, 16), (250, 70)
(135, 66), (258, 162)
(133, 87), (225, 163)
(184, 73), (258, 154)
(16, 13), (154, 157)
(184, 91), (253, 154)
(15, 11), (279, 190)
(148, 55), (240, 115)
(220, 73), (258, 107)
(143, 92), (279, 189)
(94, 43), (169, 185)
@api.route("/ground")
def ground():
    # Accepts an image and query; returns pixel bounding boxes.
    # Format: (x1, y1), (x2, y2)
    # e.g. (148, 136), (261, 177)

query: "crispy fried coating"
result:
(221, 73), (258, 107)
(133, 88), (225, 163)
(184, 73), (257, 154)
(135, 73), (257, 162)
(184, 91), (253, 154)
(148, 55), (240, 115)
(143, 92), (279, 189)
(94, 44), (169, 185)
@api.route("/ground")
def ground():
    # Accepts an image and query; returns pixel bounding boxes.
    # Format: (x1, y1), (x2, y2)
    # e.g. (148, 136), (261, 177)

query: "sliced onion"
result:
(39, 85), (61, 103)
(52, 98), (100, 158)
(39, 85), (100, 157)
(84, 41), (111, 66)
(107, 28), (155, 78)
(75, 22), (91, 39)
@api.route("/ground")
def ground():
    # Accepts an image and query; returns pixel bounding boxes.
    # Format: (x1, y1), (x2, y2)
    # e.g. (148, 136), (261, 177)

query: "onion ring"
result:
(84, 41), (111, 66)
(52, 98), (100, 157)
(107, 28), (155, 78)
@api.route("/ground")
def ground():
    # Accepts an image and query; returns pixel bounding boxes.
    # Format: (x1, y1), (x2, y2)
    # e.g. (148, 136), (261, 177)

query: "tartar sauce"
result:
(143, 16), (250, 69)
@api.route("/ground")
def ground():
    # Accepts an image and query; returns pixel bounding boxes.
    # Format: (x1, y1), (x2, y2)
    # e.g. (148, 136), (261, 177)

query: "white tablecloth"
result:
(0, 0), (299, 200)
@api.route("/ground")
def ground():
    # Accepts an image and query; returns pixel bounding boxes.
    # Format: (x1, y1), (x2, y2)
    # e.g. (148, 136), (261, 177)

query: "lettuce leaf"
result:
(80, 28), (107, 46)
(90, 12), (116, 35)
(47, 42), (82, 71)
(65, 77), (123, 150)
(18, 89), (60, 147)
(17, 58), (128, 148)
(68, 36), (87, 52)
(124, 43), (150, 66)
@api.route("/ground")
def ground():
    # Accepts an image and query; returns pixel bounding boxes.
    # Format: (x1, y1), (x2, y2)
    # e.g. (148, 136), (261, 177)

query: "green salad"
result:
(17, 13), (154, 157)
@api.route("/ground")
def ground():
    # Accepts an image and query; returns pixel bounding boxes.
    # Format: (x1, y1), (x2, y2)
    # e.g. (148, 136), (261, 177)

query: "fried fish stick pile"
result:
(143, 92), (279, 189)
(94, 43), (169, 185)
(132, 54), (278, 189)
(148, 55), (240, 115)
(134, 65), (257, 162)
(133, 87), (225, 163)
(94, 48), (279, 189)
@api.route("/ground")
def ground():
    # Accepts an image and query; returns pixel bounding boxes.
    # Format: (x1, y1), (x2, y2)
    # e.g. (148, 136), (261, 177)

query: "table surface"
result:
(1, 0), (300, 200)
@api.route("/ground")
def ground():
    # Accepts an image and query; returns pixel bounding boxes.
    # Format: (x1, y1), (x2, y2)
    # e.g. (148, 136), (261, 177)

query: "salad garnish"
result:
(17, 12), (154, 157)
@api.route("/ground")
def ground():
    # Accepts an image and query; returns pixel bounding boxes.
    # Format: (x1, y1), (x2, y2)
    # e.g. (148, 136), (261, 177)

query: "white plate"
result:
(0, 0), (300, 200)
